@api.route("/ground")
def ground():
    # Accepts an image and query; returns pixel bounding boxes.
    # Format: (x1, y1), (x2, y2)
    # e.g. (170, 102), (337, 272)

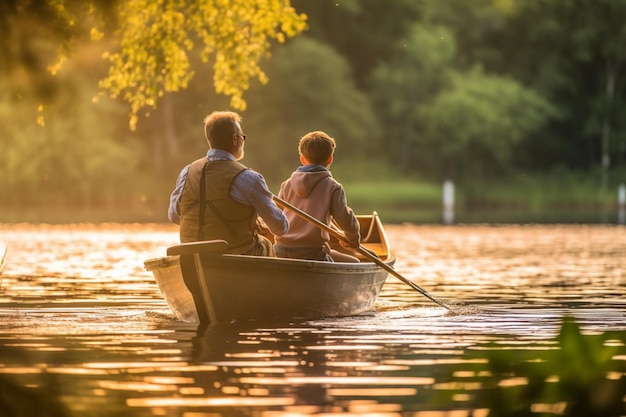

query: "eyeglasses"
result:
(235, 133), (246, 141)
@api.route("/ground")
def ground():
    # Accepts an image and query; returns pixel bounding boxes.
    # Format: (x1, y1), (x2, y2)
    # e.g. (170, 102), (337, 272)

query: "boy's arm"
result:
(330, 187), (360, 247)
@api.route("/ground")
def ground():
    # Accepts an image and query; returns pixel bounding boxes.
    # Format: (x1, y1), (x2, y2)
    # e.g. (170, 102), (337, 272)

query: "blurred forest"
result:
(1, 0), (625, 223)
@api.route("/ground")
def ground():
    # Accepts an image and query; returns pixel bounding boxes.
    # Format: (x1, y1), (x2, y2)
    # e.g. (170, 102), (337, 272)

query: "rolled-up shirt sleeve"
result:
(168, 165), (190, 225)
(230, 170), (289, 236)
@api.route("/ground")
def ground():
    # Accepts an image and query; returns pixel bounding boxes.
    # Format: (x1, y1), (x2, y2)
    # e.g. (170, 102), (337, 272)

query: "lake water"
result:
(0, 223), (625, 416)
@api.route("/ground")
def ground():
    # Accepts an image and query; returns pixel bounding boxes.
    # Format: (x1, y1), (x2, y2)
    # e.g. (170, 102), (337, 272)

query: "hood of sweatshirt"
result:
(288, 165), (332, 198)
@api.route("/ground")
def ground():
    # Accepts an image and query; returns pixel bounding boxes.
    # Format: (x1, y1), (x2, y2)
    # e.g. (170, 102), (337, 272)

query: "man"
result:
(168, 110), (288, 256)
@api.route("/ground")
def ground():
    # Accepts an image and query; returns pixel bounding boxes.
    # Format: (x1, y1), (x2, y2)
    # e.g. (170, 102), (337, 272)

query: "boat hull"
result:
(145, 212), (395, 323)
(145, 254), (392, 323)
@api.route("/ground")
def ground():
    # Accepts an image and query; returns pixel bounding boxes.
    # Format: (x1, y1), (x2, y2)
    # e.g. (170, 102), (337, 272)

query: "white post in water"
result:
(443, 180), (454, 225)
(618, 184), (626, 225)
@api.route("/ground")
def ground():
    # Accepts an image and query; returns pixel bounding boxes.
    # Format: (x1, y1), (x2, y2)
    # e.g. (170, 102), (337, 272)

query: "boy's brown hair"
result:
(298, 131), (336, 165)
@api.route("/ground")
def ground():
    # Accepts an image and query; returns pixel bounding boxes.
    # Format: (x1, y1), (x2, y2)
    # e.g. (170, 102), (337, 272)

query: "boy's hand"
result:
(339, 239), (360, 249)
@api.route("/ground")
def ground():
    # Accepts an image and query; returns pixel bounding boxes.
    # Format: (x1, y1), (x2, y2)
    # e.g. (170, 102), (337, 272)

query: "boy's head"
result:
(298, 131), (336, 166)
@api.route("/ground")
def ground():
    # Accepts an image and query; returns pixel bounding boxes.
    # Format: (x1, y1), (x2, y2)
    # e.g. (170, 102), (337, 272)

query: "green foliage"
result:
(426, 67), (558, 177)
(368, 23), (456, 170)
(464, 168), (606, 205)
(99, 0), (307, 129)
(291, 0), (421, 89)
(2, 0), (626, 223)
(346, 181), (441, 206)
(241, 36), (381, 186)
(0, 75), (144, 210)
(479, 0), (626, 174)
(469, 317), (626, 416)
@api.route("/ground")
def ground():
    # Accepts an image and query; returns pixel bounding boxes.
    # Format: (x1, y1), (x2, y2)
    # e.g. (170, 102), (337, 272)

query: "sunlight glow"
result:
(127, 396), (296, 407)
(239, 376), (435, 385)
(328, 388), (417, 396)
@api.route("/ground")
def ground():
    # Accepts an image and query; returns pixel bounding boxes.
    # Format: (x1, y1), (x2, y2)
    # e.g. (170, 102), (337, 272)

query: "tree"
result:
(0, 0), (307, 129)
(368, 23), (456, 172)
(0, 76), (141, 210)
(291, 0), (421, 89)
(240, 36), (381, 186)
(481, 0), (626, 188)
(426, 68), (557, 179)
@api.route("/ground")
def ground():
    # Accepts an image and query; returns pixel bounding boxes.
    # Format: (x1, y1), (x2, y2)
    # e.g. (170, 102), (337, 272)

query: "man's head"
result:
(298, 131), (336, 167)
(203, 111), (246, 160)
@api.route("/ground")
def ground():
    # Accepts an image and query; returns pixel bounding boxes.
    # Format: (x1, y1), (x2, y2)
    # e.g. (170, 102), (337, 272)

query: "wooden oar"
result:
(273, 195), (452, 311)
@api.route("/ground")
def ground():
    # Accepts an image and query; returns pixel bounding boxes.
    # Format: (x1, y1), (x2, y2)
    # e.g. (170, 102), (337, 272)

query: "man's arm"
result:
(168, 165), (190, 225)
(231, 170), (289, 236)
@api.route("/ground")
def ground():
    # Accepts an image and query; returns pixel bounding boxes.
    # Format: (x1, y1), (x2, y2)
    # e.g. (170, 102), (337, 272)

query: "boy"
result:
(274, 131), (360, 262)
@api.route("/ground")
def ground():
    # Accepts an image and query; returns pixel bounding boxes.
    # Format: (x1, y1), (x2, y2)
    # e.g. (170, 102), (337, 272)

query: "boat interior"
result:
(261, 211), (394, 263)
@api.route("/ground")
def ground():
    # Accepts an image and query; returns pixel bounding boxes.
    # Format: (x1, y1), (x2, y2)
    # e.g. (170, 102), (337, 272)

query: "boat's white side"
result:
(145, 255), (199, 322)
(144, 254), (393, 323)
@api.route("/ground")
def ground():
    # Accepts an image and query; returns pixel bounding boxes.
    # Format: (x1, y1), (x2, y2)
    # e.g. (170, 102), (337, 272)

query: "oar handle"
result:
(273, 195), (451, 311)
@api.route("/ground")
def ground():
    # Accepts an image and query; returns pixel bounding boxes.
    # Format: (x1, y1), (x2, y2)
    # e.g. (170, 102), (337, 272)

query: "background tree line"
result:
(1, 0), (625, 222)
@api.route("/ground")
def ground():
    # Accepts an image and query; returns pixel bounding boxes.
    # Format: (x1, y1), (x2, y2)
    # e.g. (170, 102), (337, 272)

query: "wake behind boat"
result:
(144, 212), (395, 323)
(0, 245), (6, 276)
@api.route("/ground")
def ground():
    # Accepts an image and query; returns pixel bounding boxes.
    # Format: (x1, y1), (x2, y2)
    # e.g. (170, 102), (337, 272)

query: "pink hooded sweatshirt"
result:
(274, 165), (360, 249)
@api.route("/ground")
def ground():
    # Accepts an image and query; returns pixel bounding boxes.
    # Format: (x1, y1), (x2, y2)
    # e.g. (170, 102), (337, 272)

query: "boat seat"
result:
(167, 240), (228, 256)
(166, 240), (228, 325)
(362, 243), (387, 260)
(362, 211), (379, 243)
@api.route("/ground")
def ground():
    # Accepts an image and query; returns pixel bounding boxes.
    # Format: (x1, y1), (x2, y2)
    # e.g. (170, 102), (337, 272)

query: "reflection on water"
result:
(0, 223), (624, 416)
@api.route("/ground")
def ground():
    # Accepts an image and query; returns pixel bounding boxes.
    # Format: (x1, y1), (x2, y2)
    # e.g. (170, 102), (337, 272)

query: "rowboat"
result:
(144, 212), (395, 323)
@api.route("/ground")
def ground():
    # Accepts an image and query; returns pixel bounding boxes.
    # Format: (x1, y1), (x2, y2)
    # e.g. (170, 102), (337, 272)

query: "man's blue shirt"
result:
(168, 149), (288, 236)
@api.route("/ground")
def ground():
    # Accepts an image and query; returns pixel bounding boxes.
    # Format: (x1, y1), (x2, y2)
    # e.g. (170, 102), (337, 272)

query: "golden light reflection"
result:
(234, 367), (288, 374)
(239, 376), (435, 385)
(2, 224), (626, 416)
(452, 371), (476, 377)
(348, 400), (401, 413)
(305, 344), (383, 351)
(261, 405), (326, 415)
(384, 358), (487, 366)
(325, 361), (376, 367)
(411, 350), (465, 355)
(208, 360), (299, 368)
(414, 410), (489, 417)
(46, 367), (111, 375)
(99, 380), (177, 392)
(144, 376), (195, 384)
(225, 351), (281, 358)
(498, 377), (529, 387)
(220, 386), (240, 394)
(179, 387), (205, 395)
(433, 382), (482, 390)
(530, 402), (567, 414)
(0, 367), (43, 374)
(86, 361), (188, 369)
(331, 364), (410, 372)
(328, 388), (417, 396)
(247, 387), (270, 396)
(127, 396), (296, 407)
